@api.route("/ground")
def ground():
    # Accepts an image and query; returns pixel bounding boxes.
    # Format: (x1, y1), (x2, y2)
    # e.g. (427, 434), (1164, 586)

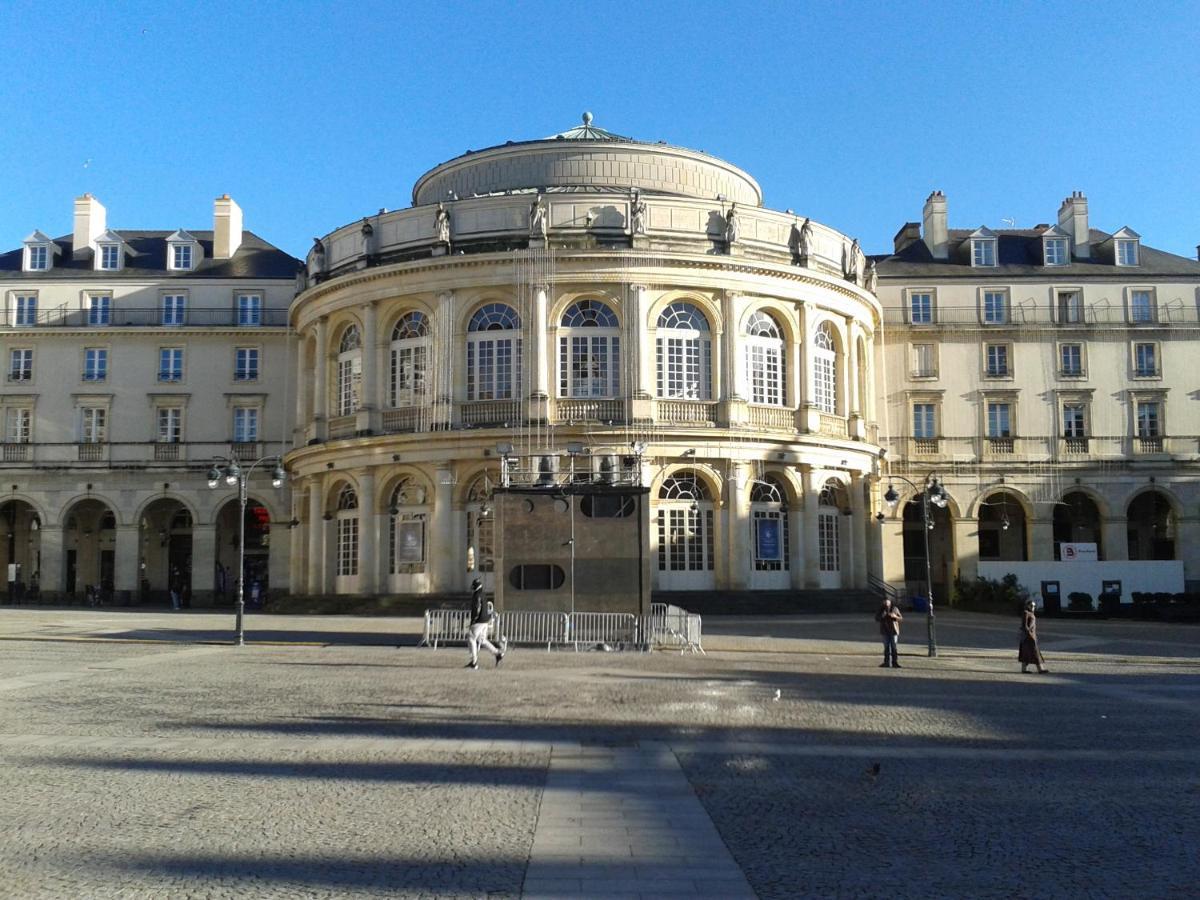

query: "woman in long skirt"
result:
(1020, 599), (1049, 674)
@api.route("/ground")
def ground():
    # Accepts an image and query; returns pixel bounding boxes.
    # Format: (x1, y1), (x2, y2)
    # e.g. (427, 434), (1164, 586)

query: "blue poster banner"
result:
(756, 518), (781, 561)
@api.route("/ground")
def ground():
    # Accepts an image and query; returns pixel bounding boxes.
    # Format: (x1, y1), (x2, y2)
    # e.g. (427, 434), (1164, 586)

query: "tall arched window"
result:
(812, 321), (837, 414)
(390, 312), (429, 408)
(745, 310), (785, 406)
(818, 481), (842, 572)
(750, 475), (789, 572)
(465, 472), (498, 574)
(656, 302), (712, 400)
(335, 486), (359, 576)
(388, 476), (428, 574)
(559, 299), (620, 397)
(657, 472), (714, 572)
(336, 325), (362, 416)
(467, 303), (521, 401)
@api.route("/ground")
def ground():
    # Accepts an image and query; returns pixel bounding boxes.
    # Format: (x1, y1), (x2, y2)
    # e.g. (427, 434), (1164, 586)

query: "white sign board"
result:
(1061, 543), (1098, 562)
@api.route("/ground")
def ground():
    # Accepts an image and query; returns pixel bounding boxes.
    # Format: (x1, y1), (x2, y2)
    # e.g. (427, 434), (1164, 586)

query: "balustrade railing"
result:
(553, 398), (626, 424)
(817, 413), (848, 438)
(327, 415), (357, 440)
(747, 404), (795, 431)
(655, 399), (717, 425)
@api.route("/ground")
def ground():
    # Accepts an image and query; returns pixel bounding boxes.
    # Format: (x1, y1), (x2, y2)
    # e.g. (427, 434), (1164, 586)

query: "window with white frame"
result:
(911, 342), (936, 378)
(87, 294), (111, 326)
(1136, 400), (1160, 438)
(987, 401), (1012, 438)
(335, 326), (362, 415)
(99, 244), (120, 270)
(656, 473), (714, 572)
(559, 299), (620, 398)
(1134, 342), (1158, 377)
(83, 348), (107, 381)
(812, 321), (838, 414)
(4, 407), (30, 443)
(236, 293), (262, 326)
(913, 402), (936, 439)
(159, 347), (183, 381)
(26, 245), (48, 271)
(983, 290), (1008, 324)
(972, 239), (997, 267)
(467, 303), (522, 402)
(1063, 403), (1087, 438)
(817, 483), (842, 572)
(388, 477), (428, 574)
(171, 243), (193, 270)
(389, 311), (429, 407)
(1044, 237), (1068, 266)
(1130, 289), (1155, 323)
(1059, 343), (1083, 376)
(14, 295), (37, 326)
(80, 406), (107, 443)
(655, 302), (711, 400)
(235, 347), (259, 381)
(1116, 239), (1139, 266)
(8, 349), (32, 382)
(162, 294), (186, 326)
(984, 343), (1010, 377)
(909, 291), (933, 324)
(233, 407), (258, 443)
(750, 477), (789, 572)
(336, 486), (359, 576)
(744, 310), (785, 405)
(1057, 290), (1083, 324)
(156, 407), (182, 443)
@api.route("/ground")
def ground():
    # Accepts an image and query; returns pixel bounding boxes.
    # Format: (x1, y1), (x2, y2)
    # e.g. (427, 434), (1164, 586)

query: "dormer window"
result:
(28, 246), (48, 270)
(22, 231), (59, 272)
(92, 230), (134, 272)
(165, 229), (201, 271)
(173, 244), (193, 269)
(967, 227), (998, 267)
(1116, 239), (1138, 266)
(99, 244), (120, 270)
(1044, 237), (1068, 266)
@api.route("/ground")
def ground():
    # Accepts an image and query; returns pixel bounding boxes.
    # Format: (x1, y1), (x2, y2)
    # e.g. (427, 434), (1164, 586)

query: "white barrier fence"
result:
(420, 605), (702, 653)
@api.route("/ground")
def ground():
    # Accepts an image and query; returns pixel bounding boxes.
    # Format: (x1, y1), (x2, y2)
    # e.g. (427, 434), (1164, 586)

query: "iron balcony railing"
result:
(2, 307), (289, 328)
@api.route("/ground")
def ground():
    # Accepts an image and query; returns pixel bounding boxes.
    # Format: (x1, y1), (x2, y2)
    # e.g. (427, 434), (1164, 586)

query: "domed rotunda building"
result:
(286, 115), (883, 603)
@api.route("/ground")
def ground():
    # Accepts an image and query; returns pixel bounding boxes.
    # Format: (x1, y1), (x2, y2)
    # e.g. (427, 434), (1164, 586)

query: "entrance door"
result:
(66, 549), (77, 596)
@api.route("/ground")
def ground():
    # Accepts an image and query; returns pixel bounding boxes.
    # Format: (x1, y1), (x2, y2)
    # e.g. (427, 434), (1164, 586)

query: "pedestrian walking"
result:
(1020, 599), (1049, 674)
(876, 597), (903, 668)
(465, 578), (504, 669)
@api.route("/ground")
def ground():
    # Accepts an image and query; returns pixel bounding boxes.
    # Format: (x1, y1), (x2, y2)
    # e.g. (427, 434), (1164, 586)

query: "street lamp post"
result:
(207, 454), (285, 646)
(883, 474), (947, 658)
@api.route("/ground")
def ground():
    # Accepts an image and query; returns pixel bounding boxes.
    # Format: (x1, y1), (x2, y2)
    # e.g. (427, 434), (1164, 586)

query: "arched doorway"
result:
(902, 497), (953, 605)
(464, 471), (498, 592)
(63, 499), (116, 601)
(817, 480), (847, 589)
(0, 499), (40, 602)
(978, 491), (1027, 562)
(1127, 491), (1175, 560)
(138, 499), (194, 605)
(1053, 491), (1102, 560)
(215, 497), (274, 607)
(749, 474), (789, 590)
(656, 471), (715, 591)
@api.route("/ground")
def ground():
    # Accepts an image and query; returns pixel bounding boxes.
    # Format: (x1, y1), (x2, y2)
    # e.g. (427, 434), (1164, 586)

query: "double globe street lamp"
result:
(883, 475), (948, 657)
(207, 454), (285, 646)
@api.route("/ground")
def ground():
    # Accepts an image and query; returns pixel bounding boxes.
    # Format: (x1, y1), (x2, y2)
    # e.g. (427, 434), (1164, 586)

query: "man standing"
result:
(876, 598), (903, 668)
(466, 578), (504, 669)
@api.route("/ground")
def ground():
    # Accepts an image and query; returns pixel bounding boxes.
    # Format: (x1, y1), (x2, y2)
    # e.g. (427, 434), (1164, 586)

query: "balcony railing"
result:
(884, 433), (1199, 464)
(1062, 436), (1089, 455)
(232, 442), (261, 461)
(986, 437), (1015, 454)
(460, 400), (522, 427)
(4, 307), (289, 328)
(327, 415), (357, 440)
(77, 442), (106, 461)
(381, 407), (427, 434)
(554, 398), (626, 424)
(154, 442), (181, 461)
(1135, 436), (1164, 454)
(817, 413), (848, 438)
(747, 404), (795, 431)
(655, 399), (717, 425)
(884, 305), (1200, 328)
(2, 443), (29, 461)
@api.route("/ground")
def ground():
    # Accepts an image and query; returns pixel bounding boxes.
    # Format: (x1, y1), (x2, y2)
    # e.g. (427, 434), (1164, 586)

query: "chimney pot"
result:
(213, 195), (243, 259)
(922, 191), (949, 259)
(73, 194), (106, 257)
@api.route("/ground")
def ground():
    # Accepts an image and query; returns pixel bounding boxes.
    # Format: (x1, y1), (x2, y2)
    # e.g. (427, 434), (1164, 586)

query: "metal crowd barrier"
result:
(569, 612), (639, 649)
(645, 603), (705, 654)
(420, 609), (485, 648)
(497, 610), (569, 650)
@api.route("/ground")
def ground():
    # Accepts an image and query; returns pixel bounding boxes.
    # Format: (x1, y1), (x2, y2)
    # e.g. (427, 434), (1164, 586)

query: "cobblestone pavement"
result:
(0, 608), (1197, 898)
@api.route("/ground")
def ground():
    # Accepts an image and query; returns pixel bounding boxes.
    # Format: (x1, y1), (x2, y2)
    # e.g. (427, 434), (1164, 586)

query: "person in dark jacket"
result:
(1020, 599), (1049, 674)
(876, 598), (903, 668)
(466, 578), (504, 669)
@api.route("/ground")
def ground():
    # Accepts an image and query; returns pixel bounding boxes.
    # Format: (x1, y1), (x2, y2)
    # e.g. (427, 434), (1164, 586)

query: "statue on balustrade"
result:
(530, 194), (548, 241)
(865, 260), (878, 294)
(435, 202), (451, 245)
(307, 238), (326, 280)
(630, 191), (647, 236)
(724, 203), (739, 249)
(798, 217), (815, 262)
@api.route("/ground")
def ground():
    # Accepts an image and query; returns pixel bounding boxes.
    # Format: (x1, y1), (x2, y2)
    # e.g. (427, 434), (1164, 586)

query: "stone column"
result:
(629, 284), (654, 423)
(1028, 517), (1055, 562)
(39, 524), (64, 594)
(847, 320), (866, 439)
(289, 490), (305, 594)
(797, 302), (819, 433)
(268, 505), (289, 596)
(190, 522), (217, 605)
(1102, 517), (1128, 561)
(721, 292), (743, 400)
(358, 302), (379, 433)
(295, 330), (309, 444)
(849, 473), (867, 588)
(432, 291), (455, 429)
(114, 524), (140, 593)
(312, 317), (329, 440)
(357, 469), (377, 595)
(802, 467), (821, 588)
(726, 462), (748, 591)
(432, 469), (456, 593)
(528, 283), (550, 422)
(307, 477), (324, 594)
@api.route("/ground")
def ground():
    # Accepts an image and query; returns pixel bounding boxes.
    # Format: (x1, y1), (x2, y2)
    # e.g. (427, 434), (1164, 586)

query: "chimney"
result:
(922, 191), (949, 259)
(1195, 244), (1199, 262)
(1057, 191), (1090, 259)
(893, 222), (922, 254)
(73, 193), (106, 256)
(213, 194), (243, 259)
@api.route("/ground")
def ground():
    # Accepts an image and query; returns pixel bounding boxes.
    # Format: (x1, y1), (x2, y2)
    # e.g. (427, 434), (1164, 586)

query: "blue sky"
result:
(1, 0), (1197, 260)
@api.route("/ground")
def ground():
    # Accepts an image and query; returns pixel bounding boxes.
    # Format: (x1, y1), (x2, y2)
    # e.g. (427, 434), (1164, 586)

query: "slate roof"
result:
(0, 231), (301, 280)
(876, 228), (1200, 278)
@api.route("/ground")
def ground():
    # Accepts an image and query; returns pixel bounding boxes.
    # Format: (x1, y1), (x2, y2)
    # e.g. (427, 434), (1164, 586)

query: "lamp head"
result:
(928, 480), (948, 508)
(271, 464), (285, 488)
(206, 466), (221, 489)
(883, 484), (900, 510)
(224, 463), (240, 487)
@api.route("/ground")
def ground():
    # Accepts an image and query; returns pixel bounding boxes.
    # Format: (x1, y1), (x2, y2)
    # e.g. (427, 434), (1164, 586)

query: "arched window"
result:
(336, 325), (362, 416)
(656, 302), (712, 400)
(465, 472), (498, 573)
(388, 476), (428, 574)
(745, 310), (785, 406)
(812, 321), (837, 414)
(467, 303), (521, 401)
(750, 475), (789, 572)
(657, 472), (714, 572)
(390, 312), (429, 408)
(559, 299), (620, 398)
(335, 486), (358, 576)
(818, 481), (842, 572)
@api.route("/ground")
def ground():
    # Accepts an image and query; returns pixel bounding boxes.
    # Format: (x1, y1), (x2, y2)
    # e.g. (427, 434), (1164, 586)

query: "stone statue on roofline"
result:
(630, 191), (647, 236)
(435, 202), (451, 245)
(865, 259), (878, 294)
(530, 194), (548, 242)
(843, 237), (862, 283)
(724, 203), (739, 250)
(797, 217), (815, 263)
(360, 219), (374, 257)
(855, 240), (867, 286)
(307, 237), (326, 280)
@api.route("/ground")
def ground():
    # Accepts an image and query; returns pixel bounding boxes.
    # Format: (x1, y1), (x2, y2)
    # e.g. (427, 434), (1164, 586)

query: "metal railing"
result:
(569, 612), (639, 648)
(645, 603), (705, 655)
(884, 305), (1200, 328)
(3, 307), (289, 329)
(885, 434), (1200, 463)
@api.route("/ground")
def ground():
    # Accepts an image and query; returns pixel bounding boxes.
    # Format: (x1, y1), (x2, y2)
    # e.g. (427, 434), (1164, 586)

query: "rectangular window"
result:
(14, 295), (37, 326)
(8, 349), (32, 382)
(337, 517), (359, 576)
(818, 515), (840, 572)
(5, 408), (30, 443)
(909, 292), (933, 324)
(911, 343), (936, 378)
(746, 342), (782, 405)
(157, 407), (182, 443)
(159, 348), (183, 382)
(233, 407), (259, 443)
(1136, 401), (1160, 437)
(1057, 291), (1082, 324)
(1130, 290), (1154, 323)
(913, 403), (936, 439)
(236, 294), (262, 326)
(983, 291), (1008, 324)
(1116, 240), (1138, 266)
(1134, 342), (1157, 377)
(987, 402), (1012, 438)
(1063, 404), (1086, 438)
(1044, 238), (1068, 266)
(81, 407), (107, 443)
(162, 294), (186, 326)
(235, 347), (259, 381)
(100, 245), (120, 270)
(391, 345), (428, 407)
(27, 246), (48, 270)
(985, 344), (1009, 377)
(1060, 343), (1083, 376)
(83, 348), (107, 381)
(972, 240), (996, 267)
(87, 294), (111, 326)
(172, 244), (193, 270)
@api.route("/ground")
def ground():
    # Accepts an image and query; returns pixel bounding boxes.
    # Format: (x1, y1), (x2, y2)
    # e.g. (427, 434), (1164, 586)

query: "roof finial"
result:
(582, 111), (593, 126)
